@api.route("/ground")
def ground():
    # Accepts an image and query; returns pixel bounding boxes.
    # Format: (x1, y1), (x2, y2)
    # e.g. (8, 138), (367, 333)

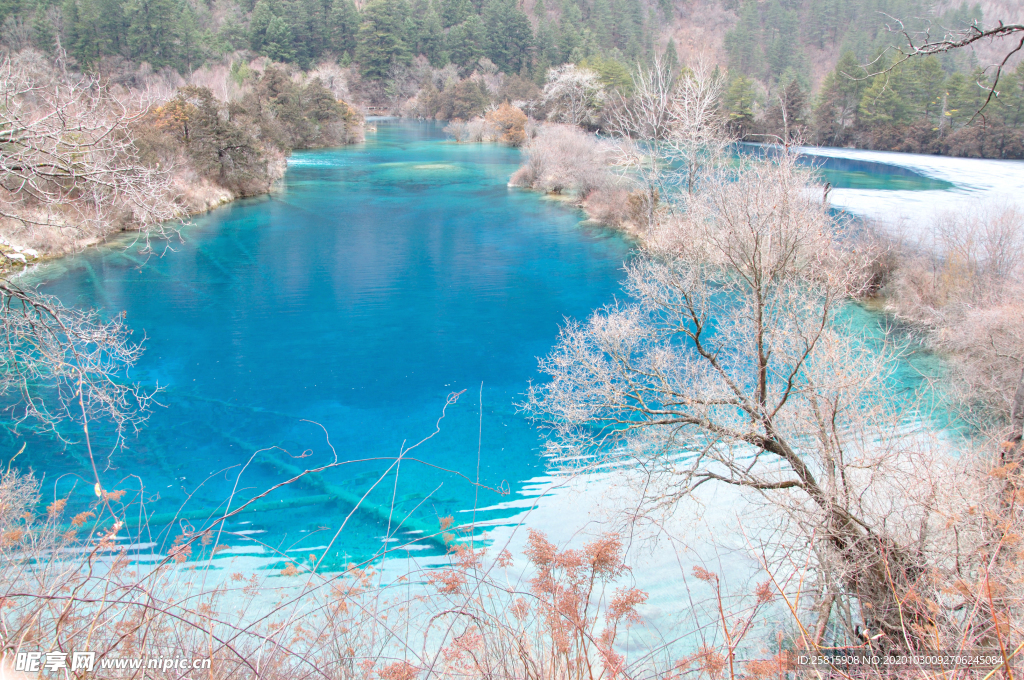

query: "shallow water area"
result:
(8, 120), (632, 568)
(797, 145), (1024, 239)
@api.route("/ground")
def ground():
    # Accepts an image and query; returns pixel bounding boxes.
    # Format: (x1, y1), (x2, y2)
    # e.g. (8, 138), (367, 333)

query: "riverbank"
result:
(505, 119), (1024, 439)
(503, 122), (653, 239)
(0, 156), (288, 273)
(0, 51), (364, 276)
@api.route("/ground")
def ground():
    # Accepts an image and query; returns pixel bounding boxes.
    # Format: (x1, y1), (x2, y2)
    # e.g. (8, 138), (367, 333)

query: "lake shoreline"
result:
(15, 120), (634, 567)
(0, 157), (290, 276)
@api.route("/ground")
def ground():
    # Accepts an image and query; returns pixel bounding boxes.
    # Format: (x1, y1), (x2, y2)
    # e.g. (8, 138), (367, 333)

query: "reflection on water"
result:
(3, 125), (958, 569)
(6, 120), (631, 566)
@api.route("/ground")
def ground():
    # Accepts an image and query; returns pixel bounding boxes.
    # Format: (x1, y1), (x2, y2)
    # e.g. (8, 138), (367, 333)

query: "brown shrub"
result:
(581, 185), (631, 226)
(484, 103), (527, 147)
(497, 74), (541, 107)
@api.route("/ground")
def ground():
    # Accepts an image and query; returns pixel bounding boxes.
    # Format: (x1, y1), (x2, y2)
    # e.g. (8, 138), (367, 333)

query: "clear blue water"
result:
(737, 142), (956, 191)
(7, 120), (632, 565)
(3, 123), (951, 570)
(807, 155), (955, 192)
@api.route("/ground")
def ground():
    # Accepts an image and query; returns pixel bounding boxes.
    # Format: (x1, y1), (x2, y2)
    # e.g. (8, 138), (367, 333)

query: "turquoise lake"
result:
(11, 120), (631, 565)
(4, 121), (953, 567)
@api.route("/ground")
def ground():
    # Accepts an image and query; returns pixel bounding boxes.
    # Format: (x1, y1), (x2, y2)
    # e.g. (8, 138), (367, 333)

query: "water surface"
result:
(10, 120), (632, 565)
(5, 124), (993, 570)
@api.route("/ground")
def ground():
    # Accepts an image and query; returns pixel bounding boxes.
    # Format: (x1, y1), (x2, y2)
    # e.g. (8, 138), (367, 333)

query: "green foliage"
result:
(31, 6), (56, 52)
(152, 85), (268, 191)
(355, 0), (411, 80)
(722, 73), (758, 137)
(230, 59), (251, 86)
(244, 67), (358, 147)
(858, 76), (908, 127)
(855, 56), (947, 129)
(724, 0), (763, 79)
(663, 38), (678, 75)
(725, 0), (935, 88)
(762, 78), (807, 141)
(412, 0), (446, 65)
(9, 0), (655, 84)
(712, 0), (1024, 157)
(899, 56), (946, 121)
(482, 0), (532, 74)
(987, 64), (1024, 129)
(440, 0), (470, 28)
(330, 0), (360, 56)
(579, 54), (631, 94)
(145, 72), (357, 193)
(445, 13), (485, 67)
(124, 0), (185, 68)
(763, 0), (801, 81)
(798, 51), (1024, 157)
(417, 76), (489, 118)
(811, 50), (866, 145)
(251, 1), (296, 63)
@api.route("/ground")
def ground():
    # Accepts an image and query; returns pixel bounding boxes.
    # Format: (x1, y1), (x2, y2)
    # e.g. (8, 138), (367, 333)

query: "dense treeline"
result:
(814, 53), (1024, 156)
(0, 0), (661, 84)
(720, 51), (1024, 157)
(717, 0), (1024, 157)
(721, 0), (981, 89)
(4, 0), (1023, 156)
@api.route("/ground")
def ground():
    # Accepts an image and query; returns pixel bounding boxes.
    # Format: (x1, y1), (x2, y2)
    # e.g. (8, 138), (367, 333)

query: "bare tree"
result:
(606, 56), (675, 142)
(605, 57), (676, 232)
(0, 51), (182, 253)
(888, 206), (1024, 449)
(541, 64), (605, 129)
(0, 280), (153, 449)
(524, 153), (966, 644)
(0, 51), (179, 444)
(608, 57), (728, 231)
(665, 58), (728, 196)
(509, 123), (612, 198)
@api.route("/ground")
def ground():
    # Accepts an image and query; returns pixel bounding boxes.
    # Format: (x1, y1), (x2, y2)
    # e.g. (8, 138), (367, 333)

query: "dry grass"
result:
(886, 205), (1024, 426)
(14, 448), (1017, 680)
(0, 459), (665, 679)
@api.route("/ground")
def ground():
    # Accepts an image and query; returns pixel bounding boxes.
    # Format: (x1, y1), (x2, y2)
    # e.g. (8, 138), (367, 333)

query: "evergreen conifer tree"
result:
(355, 0), (411, 79)
(439, 0), (470, 28)
(482, 0), (532, 73)
(663, 37), (678, 75)
(124, 0), (180, 67)
(329, 0), (359, 56)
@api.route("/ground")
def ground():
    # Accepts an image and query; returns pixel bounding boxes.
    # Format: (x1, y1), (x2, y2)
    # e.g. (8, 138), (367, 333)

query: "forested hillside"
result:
(714, 0), (1024, 156)
(721, 0), (982, 88)
(0, 0), (661, 81)
(2, 0), (1023, 156)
